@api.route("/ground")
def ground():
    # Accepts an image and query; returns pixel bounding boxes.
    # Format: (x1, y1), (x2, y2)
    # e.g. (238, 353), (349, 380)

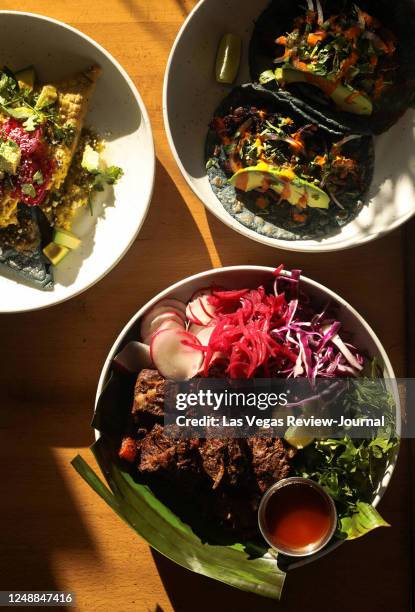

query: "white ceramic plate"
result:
(163, 0), (415, 252)
(95, 265), (400, 568)
(0, 11), (155, 312)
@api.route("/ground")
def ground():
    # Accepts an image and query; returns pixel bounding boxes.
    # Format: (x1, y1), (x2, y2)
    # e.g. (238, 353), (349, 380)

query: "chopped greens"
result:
(33, 170), (44, 184)
(293, 373), (398, 539)
(77, 142), (123, 215)
(211, 102), (364, 222)
(260, 3), (398, 107)
(21, 183), (37, 198)
(0, 66), (76, 142)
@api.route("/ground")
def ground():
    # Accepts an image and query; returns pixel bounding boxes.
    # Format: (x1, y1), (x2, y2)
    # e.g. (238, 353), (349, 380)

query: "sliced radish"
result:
(190, 324), (214, 346)
(147, 312), (184, 336)
(154, 297), (187, 315)
(143, 316), (184, 345)
(150, 329), (204, 380)
(190, 286), (213, 302)
(200, 294), (216, 319)
(140, 305), (186, 341)
(186, 295), (216, 326)
(189, 322), (206, 335)
(186, 301), (203, 325)
(196, 326), (214, 346)
(113, 341), (152, 374)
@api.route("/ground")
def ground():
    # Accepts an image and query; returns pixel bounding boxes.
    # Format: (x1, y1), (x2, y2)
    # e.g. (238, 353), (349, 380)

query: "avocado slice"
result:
(35, 85), (58, 110)
(229, 163), (330, 209)
(15, 66), (36, 92)
(53, 228), (81, 250)
(0, 139), (21, 175)
(43, 242), (69, 265)
(275, 67), (373, 116)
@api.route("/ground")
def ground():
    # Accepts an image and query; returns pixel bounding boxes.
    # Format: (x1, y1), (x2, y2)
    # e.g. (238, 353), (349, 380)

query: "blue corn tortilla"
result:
(0, 206), (53, 290)
(249, 0), (415, 135)
(205, 84), (374, 241)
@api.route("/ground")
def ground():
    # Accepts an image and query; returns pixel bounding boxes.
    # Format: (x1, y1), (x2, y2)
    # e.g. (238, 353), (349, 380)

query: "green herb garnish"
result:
(294, 372), (398, 540)
(33, 170), (44, 184)
(21, 183), (36, 198)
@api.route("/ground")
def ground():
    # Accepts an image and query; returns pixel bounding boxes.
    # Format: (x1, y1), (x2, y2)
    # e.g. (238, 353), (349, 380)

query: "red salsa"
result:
(264, 482), (333, 552)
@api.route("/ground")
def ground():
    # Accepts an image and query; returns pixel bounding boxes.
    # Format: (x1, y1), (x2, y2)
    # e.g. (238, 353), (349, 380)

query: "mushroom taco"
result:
(0, 65), (122, 289)
(250, 0), (415, 134)
(206, 84), (374, 241)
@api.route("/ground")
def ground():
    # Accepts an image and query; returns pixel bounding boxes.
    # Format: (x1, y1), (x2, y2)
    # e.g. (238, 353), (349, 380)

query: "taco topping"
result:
(260, 2), (398, 115)
(209, 102), (364, 223)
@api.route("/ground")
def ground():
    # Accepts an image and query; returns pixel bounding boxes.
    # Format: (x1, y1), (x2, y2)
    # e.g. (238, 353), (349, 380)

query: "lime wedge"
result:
(284, 425), (315, 449)
(216, 34), (241, 84)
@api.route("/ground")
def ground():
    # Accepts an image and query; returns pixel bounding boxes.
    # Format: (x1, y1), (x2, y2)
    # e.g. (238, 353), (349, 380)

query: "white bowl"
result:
(96, 265), (400, 567)
(163, 0), (415, 253)
(0, 11), (155, 312)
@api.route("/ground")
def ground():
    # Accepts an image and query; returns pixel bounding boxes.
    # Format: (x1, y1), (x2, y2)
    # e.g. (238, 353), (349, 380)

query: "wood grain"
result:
(0, 1), (412, 611)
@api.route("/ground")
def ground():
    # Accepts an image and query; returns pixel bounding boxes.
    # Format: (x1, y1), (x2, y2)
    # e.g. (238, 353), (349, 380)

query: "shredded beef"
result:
(247, 436), (295, 493)
(132, 369), (165, 423)
(119, 369), (296, 537)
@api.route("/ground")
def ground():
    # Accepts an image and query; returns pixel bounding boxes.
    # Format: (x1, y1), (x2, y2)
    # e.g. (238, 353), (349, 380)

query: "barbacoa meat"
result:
(247, 436), (296, 493)
(119, 369), (296, 538)
(132, 368), (165, 423)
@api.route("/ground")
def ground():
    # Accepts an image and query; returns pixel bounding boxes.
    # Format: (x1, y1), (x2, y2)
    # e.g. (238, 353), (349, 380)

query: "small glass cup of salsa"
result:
(258, 477), (337, 557)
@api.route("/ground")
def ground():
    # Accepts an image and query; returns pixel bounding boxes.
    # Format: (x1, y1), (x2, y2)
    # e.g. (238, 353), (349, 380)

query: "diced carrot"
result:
(385, 39), (396, 55)
(276, 35), (287, 46)
(344, 26), (361, 40)
(119, 437), (138, 463)
(313, 155), (327, 167)
(360, 10), (380, 29)
(305, 10), (316, 24)
(288, 131), (306, 153)
(292, 57), (309, 72)
(374, 75), (385, 99)
(345, 90), (362, 104)
(276, 49), (293, 62)
(304, 72), (337, 95)
(298, 193), (308, 208)
(293, 212), (306, 222)
(339, 51), (359, 78)
(332, 156), (357, 178)
(256, 195), (269, 209)
(307, 31), (327, 46)
(369, 55), (378, 66)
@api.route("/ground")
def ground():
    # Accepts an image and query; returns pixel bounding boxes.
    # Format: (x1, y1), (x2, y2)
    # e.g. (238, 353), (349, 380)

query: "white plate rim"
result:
(95, 265), (400, 517)
(162, 0), (415, 253)
(0, 10), (156, 313)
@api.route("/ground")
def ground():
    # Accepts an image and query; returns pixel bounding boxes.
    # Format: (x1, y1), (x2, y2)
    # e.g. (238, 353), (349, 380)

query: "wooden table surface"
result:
(0, 1), (413, 610)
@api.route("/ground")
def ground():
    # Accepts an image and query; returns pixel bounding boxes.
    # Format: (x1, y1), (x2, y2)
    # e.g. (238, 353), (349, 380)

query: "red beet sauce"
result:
(1, 118), (54, 206)
(264, 482), (333, 552)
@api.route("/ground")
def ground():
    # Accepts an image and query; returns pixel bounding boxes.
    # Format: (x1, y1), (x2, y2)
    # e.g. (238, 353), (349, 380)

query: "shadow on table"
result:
(0, 157), (212, 595)
(0, 397), (100, 593)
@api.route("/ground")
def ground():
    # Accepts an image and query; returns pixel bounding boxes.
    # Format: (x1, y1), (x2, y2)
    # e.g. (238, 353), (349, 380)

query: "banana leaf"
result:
(71, 369), (286, 600)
